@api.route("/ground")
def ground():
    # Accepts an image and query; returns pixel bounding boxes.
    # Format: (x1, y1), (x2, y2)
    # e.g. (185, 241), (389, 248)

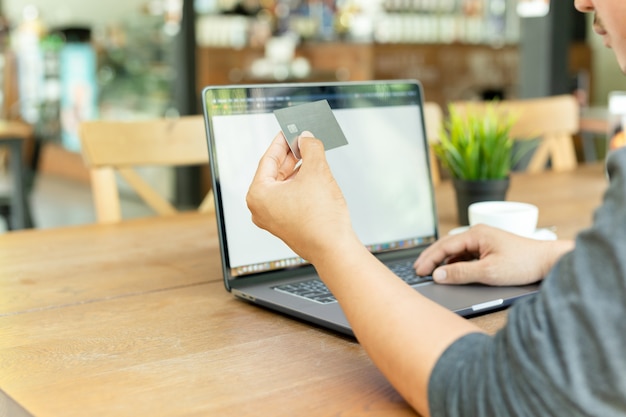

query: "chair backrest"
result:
(423, 102), (444, 185)
(79, 115), (214, 224)
(450, 94), (579, 173)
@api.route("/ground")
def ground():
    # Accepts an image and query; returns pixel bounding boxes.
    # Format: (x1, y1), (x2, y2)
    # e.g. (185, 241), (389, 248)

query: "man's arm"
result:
(314, 240), (481, 415)
(429, 149), (626, 416)
(247, 133), (482, 416)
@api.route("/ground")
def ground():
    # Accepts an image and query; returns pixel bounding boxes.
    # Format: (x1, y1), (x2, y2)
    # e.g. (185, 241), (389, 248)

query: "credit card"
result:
(273, 99), (349, 159)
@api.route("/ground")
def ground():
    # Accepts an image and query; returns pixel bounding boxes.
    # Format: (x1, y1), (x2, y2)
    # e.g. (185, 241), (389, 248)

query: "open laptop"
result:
(201, 80), (538, 336)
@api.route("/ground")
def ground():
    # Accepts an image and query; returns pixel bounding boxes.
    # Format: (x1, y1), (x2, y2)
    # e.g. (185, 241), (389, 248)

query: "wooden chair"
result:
(423, 102), (444, 186)
(79, 115), (215, 224)
(450, 95), (579, 173)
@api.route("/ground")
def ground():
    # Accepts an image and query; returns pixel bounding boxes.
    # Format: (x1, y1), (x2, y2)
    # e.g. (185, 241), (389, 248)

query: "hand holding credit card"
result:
(273, 99), (349, 159)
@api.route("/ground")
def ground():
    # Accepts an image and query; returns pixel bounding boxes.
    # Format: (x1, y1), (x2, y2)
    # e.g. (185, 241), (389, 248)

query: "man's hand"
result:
(246, 131), (358, 264)
(414, 224), (575, 286)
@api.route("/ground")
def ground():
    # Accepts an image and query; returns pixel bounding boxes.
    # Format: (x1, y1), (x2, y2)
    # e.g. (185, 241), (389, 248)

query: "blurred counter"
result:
(197, 42), (593, 109)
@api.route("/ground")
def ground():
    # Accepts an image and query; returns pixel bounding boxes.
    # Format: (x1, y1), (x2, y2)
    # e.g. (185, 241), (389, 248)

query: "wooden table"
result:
(0, 163), (607, 417)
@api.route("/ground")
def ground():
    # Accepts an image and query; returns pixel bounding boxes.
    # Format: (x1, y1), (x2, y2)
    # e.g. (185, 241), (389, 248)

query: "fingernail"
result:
(433, 269), (447, 282)
(299, 130), (314, 138)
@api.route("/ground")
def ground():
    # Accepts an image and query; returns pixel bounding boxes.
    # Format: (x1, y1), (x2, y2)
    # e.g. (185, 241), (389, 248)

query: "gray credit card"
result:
(273, 99), (349, 159)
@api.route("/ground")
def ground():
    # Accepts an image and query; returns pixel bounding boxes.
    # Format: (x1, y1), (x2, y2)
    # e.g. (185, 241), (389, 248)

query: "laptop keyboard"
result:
(274, 280), (338, 304)
(273, 260), (433, 304)
(389, 260), (434, 286)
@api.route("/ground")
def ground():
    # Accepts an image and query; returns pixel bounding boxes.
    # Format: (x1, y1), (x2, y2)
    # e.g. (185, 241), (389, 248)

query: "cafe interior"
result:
(0, 0), (622, 415)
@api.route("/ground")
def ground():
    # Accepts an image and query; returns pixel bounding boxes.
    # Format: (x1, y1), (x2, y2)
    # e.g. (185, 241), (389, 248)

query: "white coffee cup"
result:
(468, 201), (539, 237)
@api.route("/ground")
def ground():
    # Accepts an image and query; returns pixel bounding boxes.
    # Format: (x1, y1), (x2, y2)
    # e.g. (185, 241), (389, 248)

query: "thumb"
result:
(298, 133), (327, 164)
(432, 261), (485, 285)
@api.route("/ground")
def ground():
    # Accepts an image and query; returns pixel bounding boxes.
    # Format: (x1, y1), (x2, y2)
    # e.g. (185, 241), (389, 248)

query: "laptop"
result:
(201, 80), (538, 336)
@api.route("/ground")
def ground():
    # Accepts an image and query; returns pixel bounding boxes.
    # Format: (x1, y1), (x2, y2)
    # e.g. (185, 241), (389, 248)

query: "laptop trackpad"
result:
(415, 283), (536, 313)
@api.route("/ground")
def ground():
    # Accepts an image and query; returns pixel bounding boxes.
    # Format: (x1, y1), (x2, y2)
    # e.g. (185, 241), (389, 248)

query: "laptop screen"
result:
(202, 81), (437, 279)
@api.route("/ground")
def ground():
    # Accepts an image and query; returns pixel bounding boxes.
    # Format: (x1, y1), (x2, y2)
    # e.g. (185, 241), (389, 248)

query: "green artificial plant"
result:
(433, 103), (523, 181)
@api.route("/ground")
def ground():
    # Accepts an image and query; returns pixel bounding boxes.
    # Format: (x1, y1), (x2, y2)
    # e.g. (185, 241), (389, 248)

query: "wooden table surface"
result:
(0, 163), (607, 417)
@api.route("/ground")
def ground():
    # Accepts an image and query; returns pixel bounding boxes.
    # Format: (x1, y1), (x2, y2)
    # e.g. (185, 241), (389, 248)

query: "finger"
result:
(277, 142), (299, 181)
(297, 136), (327, 172)
(270, 132), (298, 180)
(414, 234), (480, 276)
(299, 130), (315, 140)
(432, 259), (489, 285)
(253, 132), (292, 184)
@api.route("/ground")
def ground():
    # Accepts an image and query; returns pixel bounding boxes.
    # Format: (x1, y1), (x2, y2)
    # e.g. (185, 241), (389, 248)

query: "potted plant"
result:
(432, 102), (526, 225)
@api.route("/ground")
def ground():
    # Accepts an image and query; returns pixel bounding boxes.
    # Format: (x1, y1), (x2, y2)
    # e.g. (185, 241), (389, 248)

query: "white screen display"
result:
(204, 83), (436, 275)
(210, 102), (436, 270)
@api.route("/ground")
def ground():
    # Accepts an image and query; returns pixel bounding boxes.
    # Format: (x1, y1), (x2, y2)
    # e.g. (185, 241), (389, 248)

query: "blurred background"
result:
(0, 0), (620, 231)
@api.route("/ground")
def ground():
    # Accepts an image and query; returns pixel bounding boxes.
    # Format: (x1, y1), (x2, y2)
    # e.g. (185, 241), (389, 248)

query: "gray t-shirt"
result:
(428, 148), (626, 417)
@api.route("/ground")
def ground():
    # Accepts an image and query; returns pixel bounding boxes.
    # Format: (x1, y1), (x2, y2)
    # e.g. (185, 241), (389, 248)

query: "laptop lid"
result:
(202, 80), (438, 290)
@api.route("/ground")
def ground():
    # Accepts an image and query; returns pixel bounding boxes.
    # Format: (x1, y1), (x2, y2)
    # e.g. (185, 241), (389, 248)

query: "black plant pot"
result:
(452, 178), (510, 225)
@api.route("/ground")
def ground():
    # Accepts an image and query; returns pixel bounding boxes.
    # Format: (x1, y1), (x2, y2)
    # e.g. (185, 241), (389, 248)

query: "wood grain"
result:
(0, 283), (415, 417)
(0, 162), (608, 417)
(0, 212), (221, 316)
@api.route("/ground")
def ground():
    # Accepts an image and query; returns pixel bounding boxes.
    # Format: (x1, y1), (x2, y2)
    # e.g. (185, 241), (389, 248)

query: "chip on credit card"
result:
(273, 99), (349, 159)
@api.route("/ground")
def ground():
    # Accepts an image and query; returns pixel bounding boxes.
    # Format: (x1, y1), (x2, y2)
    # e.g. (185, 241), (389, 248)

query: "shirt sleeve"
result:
(428, 148), (626, 417)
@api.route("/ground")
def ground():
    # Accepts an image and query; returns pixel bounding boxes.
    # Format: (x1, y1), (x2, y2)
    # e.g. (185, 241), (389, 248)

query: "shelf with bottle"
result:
(196, 0), (519, 48)
(374, 0), (518, 45)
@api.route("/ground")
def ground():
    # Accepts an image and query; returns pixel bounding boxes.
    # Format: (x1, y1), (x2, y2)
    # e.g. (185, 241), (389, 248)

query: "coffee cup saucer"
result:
(447, 226), (557, 240)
